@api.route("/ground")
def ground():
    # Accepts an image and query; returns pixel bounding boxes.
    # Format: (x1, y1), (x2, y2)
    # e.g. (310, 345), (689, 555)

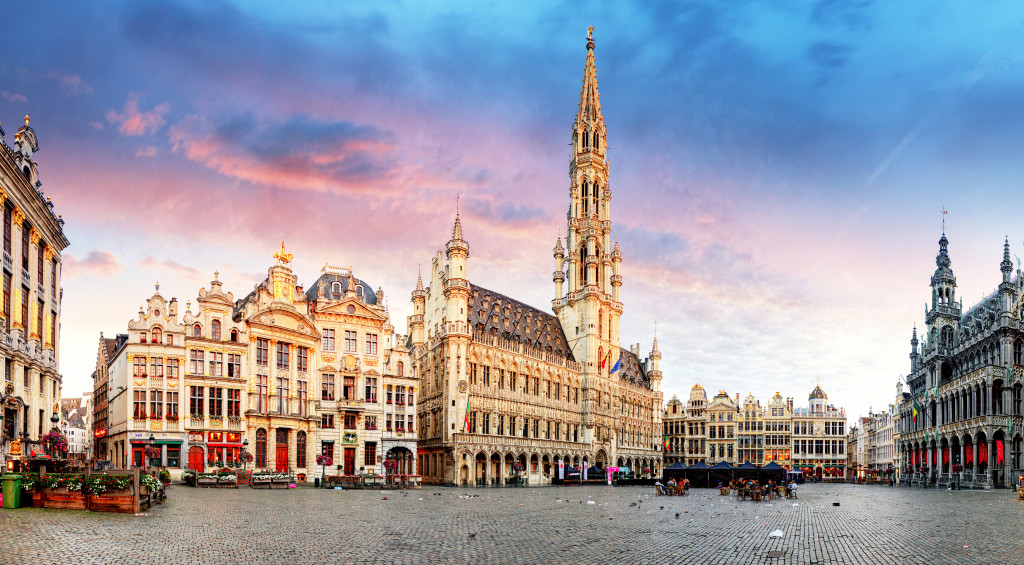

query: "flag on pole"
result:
(464, 397), (470, 432)
(1007, 364), (1015, 383)
(610, 356), (622, 374)
(912, 397), (921, 423)
(663, 436), (670, 452)
(600, 351), (610, 369)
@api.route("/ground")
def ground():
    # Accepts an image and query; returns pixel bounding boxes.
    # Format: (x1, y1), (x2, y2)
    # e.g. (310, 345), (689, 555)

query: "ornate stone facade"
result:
(413, 31), (663, 486)
(898, 233), (1024, 488)
(0, 116), (69, 466)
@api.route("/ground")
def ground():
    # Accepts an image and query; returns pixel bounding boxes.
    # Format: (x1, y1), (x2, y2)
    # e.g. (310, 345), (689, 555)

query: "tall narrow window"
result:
(276, 377), (289, 413)
(322, 374), (335, 400)
(192, 324), (202, 338)
(297, 346), (308, 373)
(36, 241), (43, 283)
(152, 327), (162, 344)
(256, 429), (267, 468)
(150, 390), (163, 419)
(50, 258), (56, 300)
(211, 319), (221, 341)
(2, 271), (9, 332)
(167, 358), (179, 379)
(365, 333), (378, 355)
(343, 376), (355, 400)
(189, 350), (204, 375)
(150, 357), (163, 378)
(133, 390), (146, 419)
(322, 329), (335, 351)
(209, 387), (223, 417)
(20, 286), (28, 328)
(226, 389), (240, 418)
(276, 342), (289, 369)
(189, 386), (204, 417)
(166, 391), (178, 419)
(365, 377), (377, 402)
(256, 338), (268, 365)
(256, 375), (268, 412)
(2, 205), (10, 256)
(209, 352), (223, 377)
(297, 380), (307, 417)
(228, 354), (241, 378)
(344, 331), (357, 352)
(21, 222), (29, 271)
(296, 431), (306, 468)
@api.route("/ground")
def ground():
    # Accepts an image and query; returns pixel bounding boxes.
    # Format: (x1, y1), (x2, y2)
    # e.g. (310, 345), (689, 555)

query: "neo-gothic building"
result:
(898, 232), (1024, 488)
(412, 30), (663, 486)
(0, 116), (69, 468)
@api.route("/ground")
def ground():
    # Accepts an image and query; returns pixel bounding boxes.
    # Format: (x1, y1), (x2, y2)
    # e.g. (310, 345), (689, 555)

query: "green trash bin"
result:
(1, 474), (22, 509)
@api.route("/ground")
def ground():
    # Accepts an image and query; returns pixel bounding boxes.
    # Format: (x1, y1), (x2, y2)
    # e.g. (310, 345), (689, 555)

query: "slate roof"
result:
(617, 347), (649, 387)
(305, 273), (378, 305)
(467, 283), (573, 361)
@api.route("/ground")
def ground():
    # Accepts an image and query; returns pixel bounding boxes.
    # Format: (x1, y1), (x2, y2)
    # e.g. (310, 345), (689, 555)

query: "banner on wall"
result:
(558, 459), (564, 480)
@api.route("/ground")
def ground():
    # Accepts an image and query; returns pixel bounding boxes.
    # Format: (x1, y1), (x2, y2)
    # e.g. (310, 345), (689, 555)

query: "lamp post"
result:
(242, 439), (249, 470)
(148, 433), (156, 469)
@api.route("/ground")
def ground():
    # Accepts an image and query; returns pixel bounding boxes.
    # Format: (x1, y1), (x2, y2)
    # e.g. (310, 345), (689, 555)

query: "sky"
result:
(4, 1), (1024, 425)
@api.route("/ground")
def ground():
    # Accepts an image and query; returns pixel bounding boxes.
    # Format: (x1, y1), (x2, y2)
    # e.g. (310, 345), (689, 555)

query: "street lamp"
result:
(242, 439), (249, 470)
(148, 433), (156, 468)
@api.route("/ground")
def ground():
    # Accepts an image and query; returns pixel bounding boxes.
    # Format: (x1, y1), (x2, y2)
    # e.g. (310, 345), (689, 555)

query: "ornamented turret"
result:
(926, 231), (960, 329)
(553, 236), (565, 298)
(409, 272), (426, 350)
(647, 333), (662, 392)
(910, 325), (920, 373)
(1001, 237), (1013, 282)
(444, 214), (470, 337)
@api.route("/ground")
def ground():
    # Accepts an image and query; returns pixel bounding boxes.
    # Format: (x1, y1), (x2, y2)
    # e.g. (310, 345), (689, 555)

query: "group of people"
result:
(728, 478), (798, 500)
(654, 477), (690, 496)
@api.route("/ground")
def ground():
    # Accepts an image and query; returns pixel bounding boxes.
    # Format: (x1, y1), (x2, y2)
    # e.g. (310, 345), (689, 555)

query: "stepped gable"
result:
(618, 347), (648, 387)
(467, 283), (574, 361)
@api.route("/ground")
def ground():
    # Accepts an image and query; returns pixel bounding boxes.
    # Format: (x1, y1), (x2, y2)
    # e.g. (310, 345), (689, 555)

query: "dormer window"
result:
(152, 328), (162, 344)
(356, 285), (363, 299)
(332, 281), (341, 295)
(230, 329), (238, 342)
(193, 324), (202, 338)
(140, 332), (147, 343)
(212, 319), (222, 341)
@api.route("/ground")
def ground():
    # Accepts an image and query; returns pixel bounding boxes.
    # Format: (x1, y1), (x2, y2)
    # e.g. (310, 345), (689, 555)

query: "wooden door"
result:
(276, 445), (289, 472)
(344, 447), (356, 475)
(188, 446), (205, 472)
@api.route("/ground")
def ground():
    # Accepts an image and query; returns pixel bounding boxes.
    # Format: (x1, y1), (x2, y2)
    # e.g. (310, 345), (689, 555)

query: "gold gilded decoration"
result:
(0, 187), (7, 203)
(364, 359), (377, 367)
(44, 246), (54, 261)
(151, 421), (163, 431)
(457, 380), (468, 393)
(273, 241), (293, 266)
(587, 26), (594, 40)
(11, 207), (24, 225)
(273, 280), (282, 300)
(321, 355), (335, 363)
(10, 438), (21, 456)
(29, 227), (41, 245)
(210, 419), (222, 428)
(134, 379), (146, 387)
(344, 355), (357, 371)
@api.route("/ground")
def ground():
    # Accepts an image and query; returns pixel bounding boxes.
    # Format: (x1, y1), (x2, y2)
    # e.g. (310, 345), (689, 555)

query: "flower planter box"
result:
(407, 475), (422, 489)
(197, 475), (219, 488)
(217, 477), (239, 488)
(31, 492), (44, 507)
(250, 474), (294, 488)
(88, 488), (138, 514)
(42, 488), (87, 510)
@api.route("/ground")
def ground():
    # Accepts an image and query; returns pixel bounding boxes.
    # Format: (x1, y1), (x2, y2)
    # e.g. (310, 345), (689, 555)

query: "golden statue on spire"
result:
(587, 26), (594, 40)
(273, 241), (293, 265)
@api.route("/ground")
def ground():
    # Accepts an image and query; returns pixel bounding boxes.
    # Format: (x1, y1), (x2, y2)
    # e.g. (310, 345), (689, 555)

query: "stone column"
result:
(484, 453), (491, 486)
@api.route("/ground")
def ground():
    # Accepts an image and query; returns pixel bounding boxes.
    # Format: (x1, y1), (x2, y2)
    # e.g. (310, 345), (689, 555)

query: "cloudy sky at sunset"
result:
(5, 1), (1024, 423)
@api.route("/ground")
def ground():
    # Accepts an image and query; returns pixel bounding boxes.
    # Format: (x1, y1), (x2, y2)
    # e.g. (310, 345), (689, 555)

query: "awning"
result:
(207, 443), (243, 448)
(130, 439), (183, 444)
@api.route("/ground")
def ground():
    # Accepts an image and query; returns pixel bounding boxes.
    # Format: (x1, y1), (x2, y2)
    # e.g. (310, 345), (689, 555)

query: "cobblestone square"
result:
(3, 483), (1023, 564)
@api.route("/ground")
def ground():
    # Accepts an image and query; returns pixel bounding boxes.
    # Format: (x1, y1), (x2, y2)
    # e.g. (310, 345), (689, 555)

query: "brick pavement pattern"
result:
(2, 483), (1023, 564)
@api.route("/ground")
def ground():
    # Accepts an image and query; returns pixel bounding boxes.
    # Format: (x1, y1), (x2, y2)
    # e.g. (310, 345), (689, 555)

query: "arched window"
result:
(397, 361), (404, 376)
(598, 310), (603, 339)
(296, 431), (307, 468)
(230, 329), (238, 342)
(332, 281), (342, 295)
(256, 429), (267, 468)
(212, 319), (222, 341)
(592, 183), (600, 216)
(583, 130), (589, 149)
(582, 181), (589, 215)
(152, 327), (162, 344)
(193, 324), (202, 338)
(594, 132), (600, 150)
(356, 285), (364, 299)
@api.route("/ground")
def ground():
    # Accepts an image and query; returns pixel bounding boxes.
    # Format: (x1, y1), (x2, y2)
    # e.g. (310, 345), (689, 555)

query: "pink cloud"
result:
(139, 256), (204, 281)
(87, 121), (104, 130)
(1, 91), (27, 103)
(135, 146), (158, 157)
(106, 93), (169, 136)
(62, 251), (122, 278)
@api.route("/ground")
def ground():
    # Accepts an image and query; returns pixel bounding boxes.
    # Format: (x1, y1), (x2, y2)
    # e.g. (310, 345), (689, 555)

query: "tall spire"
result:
(1001, 236), (1013, 280)
(577, 26), (602, 129)
(452, 212), (463, 241)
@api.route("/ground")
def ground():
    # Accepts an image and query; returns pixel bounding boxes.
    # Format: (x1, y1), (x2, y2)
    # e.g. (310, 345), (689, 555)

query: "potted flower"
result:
(317, 455), (333, 488)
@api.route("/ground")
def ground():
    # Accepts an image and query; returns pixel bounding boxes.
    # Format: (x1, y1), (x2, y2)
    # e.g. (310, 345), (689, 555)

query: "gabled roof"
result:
(306, 273), (378, 305)
(467, 283), (573, 361)
(617, 347), (648, 387)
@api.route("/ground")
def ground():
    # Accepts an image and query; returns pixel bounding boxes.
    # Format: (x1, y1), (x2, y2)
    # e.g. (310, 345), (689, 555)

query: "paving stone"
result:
(0, 483), (1020, 563)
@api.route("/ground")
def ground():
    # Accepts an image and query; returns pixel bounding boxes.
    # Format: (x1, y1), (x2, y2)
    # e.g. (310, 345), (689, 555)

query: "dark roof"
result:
(664, 462), (687, 470)
(102, 338), (117, 360)
(305, 273), (377, 305)
(467, 283), (573, 360)
(710, 461), (734, 469)
(686, 462), (710, 470)
(761, 462), (785, 470)
(736, 462), (759, 470)
(617, 347), (648, 387)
